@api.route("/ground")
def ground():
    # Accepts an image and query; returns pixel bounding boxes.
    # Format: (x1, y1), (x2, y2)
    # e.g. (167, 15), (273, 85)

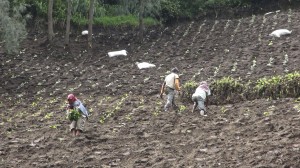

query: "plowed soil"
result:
(1, 8), (300, 168)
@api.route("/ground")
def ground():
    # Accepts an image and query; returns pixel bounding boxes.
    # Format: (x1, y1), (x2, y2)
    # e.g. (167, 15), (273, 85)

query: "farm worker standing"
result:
(192, 81), (211, 116)
(160, 67), (181, 111)
(66, 94), (89, 136)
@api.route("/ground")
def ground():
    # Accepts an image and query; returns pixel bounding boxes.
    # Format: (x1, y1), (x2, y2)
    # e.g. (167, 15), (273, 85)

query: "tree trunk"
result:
(65, 0), (72, 47)
(139, 0), (145, 43)
(48, 0), (54, 42)
(88, 0), (95, 50)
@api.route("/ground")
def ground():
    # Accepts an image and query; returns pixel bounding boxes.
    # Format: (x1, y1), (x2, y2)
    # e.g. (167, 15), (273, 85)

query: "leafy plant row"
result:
(181, 71), (300, 105)
(99, 93), (129, 124)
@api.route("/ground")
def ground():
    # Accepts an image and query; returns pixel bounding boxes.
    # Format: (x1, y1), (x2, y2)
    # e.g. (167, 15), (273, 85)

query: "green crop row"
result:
(181, 71), (300, 105)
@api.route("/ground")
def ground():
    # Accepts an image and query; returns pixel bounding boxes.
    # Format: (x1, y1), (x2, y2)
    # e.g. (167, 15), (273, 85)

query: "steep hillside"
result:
(0, 8), (300, 167)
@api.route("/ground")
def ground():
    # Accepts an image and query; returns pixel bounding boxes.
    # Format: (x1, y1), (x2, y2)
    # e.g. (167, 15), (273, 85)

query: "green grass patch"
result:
(72, 14), (88, 26)
(72, 14), (159, 27)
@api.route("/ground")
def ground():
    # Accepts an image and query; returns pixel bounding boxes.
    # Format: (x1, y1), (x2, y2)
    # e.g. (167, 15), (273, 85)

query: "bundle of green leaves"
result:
(68, 109), (81, 121)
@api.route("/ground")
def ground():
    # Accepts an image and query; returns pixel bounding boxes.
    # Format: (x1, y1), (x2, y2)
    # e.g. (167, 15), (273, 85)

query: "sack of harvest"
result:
(68, 109), (81, 121)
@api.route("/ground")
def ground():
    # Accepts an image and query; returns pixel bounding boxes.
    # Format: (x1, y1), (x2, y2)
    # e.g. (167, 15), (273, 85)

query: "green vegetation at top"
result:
(0, 0), (28, 54)
(10, 0), (300, 27)
(2, 0), (300, 53)
(75, 14), (158, 27)
(12, 0), (163, 27)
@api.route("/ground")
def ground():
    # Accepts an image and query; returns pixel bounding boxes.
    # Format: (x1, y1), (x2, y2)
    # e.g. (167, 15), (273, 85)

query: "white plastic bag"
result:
(269, 29), (292, 37)
(81, 30), (88, 35)
(108, 50), (127, 57)
(136, 62), (156, 69)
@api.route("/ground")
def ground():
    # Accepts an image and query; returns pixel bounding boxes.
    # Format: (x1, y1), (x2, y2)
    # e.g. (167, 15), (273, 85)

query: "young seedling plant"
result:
(247, 57), (257, 75)
(178, 105), (187, 114)
(221, 106), (228, 113)
(258, 14), (267, 42)
(293, 98), (300, 112)
(125, 113), (133, 121)
(288, 9), (292, 23)
(191, 68), (203, 81)
(152, 100), (163, 117)
(147, 27), (168, 57)
(250, 15), (256, 27)
(283, 53), (289, 73)
(271, 10), (280, 30)
(213, 65), (221, 78)
(231, 61), (238, 72)
(99, 93), (129, 124)
(204, 20), (219, 42)
(178, 21), (194, 46)
(263, 105), (275, 116)
(267, 56), (274, 67)
(164, 25), (181, 47)
(191, 20), (206, 46)
(224, 19), (231, 31)
(230, 19), (242, 42)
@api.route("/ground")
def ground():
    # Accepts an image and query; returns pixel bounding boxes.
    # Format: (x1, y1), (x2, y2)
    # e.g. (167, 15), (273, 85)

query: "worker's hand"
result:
(160, 93), (163, 99)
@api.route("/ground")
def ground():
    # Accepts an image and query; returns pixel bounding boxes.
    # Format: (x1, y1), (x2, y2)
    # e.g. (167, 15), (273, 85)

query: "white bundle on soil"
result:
(108, 50), (127, 57)
(81, 30), (88, 35)
(136, 62), (156, 69)
(269, 29), (292, 37)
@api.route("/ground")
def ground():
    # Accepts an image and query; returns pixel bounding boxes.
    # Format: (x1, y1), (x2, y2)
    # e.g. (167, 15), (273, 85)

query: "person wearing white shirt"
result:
(160, 67), (181, 112)
(192, 81), (211, 116)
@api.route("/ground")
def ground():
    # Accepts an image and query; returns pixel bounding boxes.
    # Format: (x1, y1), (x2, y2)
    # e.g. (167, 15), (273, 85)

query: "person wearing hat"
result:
(66, 94), (89, 136)
(192, 81), (211, 116)
(160, 67), (181, 111)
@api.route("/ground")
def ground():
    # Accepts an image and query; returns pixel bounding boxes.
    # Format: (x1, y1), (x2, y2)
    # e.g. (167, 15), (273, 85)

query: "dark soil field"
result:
(1, 8), (300, 168)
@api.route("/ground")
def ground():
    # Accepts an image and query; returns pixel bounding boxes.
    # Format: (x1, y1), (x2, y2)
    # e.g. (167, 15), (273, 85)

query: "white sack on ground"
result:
(108, 50), (127, 57)
(136, 62), (156, 69)
(269, 29), (292, 37)
(81, 30), (88, 35)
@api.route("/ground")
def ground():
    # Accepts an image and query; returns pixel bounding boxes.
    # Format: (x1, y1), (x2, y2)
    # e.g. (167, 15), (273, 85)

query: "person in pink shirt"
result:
(192, 81), (211, 116)
(66, 94), (89, 136)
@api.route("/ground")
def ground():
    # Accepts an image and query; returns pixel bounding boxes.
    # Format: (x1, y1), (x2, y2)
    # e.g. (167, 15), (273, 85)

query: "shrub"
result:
(180, 80), (198, 103)
(254, 76), (283, 99)
(210, 76), (245, 104)
(0, 0), (27, 54)
(254, 72), (300, 99)
(283, 71), (300, 97)
(161, 0), (181, 20)
(181, 72), (300, 105)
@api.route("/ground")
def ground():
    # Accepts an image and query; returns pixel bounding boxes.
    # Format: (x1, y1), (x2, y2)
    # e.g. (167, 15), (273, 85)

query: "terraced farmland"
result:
(1, 8), (300, 168)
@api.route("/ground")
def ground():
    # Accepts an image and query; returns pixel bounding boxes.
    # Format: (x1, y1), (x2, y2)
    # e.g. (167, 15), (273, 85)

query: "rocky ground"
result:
(0, 8), (300, 168)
